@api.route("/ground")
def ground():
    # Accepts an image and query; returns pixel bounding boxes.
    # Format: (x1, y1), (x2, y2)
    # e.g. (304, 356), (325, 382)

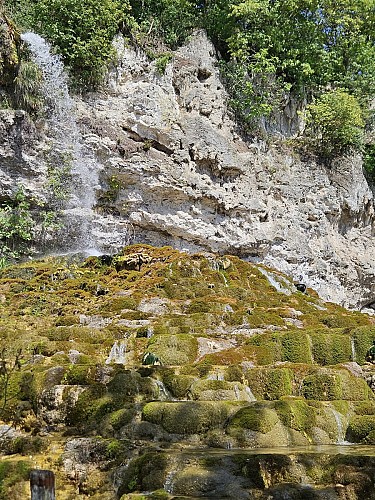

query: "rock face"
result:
(0, 30), (374, 308)
(76, 31), (375, 308)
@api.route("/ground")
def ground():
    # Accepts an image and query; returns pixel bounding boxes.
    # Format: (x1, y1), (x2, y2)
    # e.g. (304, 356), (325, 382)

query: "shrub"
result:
(33, 0), (129, 88)
(306, 89), (364, 156)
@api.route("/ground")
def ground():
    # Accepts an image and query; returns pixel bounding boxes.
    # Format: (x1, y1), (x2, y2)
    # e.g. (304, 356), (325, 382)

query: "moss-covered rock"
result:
(146, 334), (198, 365)
(246, 367), (293, 400)
(310, 333), (352, 365)
(302, 372), (343, 400)
(275, 398), (317, 434)
(347, 415), (375, 442)
(228, 403), (279, 433)
(142, 401), (239, 434)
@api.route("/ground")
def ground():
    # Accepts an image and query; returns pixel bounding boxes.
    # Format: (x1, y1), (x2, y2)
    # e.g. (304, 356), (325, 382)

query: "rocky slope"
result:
(0, 245), (375, 498)
(1, 30), (374, 309)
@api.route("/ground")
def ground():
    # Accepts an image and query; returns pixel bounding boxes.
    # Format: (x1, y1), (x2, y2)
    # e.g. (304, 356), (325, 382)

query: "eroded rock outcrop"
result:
(74, 31), (375, 308)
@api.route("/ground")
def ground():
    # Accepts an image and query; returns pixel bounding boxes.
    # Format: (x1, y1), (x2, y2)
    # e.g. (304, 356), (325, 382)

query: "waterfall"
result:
(244, 385), (257, 402)
(21, 33), (100, 252)
(155, 380), (174, 401)
(331, 408), (349, 445)
(105, 340), (127, 364)
(258, 267), (293, 295)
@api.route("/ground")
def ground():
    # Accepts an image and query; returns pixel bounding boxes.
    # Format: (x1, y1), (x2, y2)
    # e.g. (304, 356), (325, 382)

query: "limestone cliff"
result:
(0, 30), (374, 309)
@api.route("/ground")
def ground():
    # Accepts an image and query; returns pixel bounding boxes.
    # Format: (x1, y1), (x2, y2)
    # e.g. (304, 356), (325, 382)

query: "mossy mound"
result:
(0, 244), (374, 497)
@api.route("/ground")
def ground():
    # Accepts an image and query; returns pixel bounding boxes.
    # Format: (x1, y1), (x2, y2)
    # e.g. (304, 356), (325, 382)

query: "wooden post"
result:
(30, 470), (55, 500)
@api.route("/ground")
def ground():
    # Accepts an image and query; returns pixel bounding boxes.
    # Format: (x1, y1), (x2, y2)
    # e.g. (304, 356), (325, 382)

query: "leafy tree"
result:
(306, 89), (364, 156)
(32, 0), (129, 88)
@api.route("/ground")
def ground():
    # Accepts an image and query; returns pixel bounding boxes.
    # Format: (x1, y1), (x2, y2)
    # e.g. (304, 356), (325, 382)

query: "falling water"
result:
(21, 32), (100, 251)
(331, 408), (349, 445)
(258, 267), (293, 295)
(105, 340), (127, 364)
(155, 380), (173, 401)
(244, 385), (257, 402)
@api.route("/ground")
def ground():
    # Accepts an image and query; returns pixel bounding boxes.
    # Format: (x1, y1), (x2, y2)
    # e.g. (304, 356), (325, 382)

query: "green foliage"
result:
(0, 460), (30, 500)
(0, 12), (19, 87)
(33, 0), (128, 88)
(0, 186), (35, 259)
(363, 143), (375, 181)
(155, 53), (172, 75)
(306, 89), (364, 156)
(129, 0), (197, 49)
(13, 58), (42, 113)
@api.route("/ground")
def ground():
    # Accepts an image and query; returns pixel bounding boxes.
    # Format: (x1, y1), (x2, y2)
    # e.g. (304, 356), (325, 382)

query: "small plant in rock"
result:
(155, 53), (172, 74)
(0, 186), (35, 259)
(13, 57), (43, 113)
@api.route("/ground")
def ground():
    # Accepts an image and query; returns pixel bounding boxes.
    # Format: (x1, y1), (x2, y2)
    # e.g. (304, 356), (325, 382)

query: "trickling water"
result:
(155, 380), (173, 401)
(258, 267), (293, 295)
(105, 340), (127, 364)
(21, 33), (100, 251)
(244, 385), (257, 402)
(331, 408), (350, 445)
(351, 339), (357, 362)
(234, 384), (240, 400)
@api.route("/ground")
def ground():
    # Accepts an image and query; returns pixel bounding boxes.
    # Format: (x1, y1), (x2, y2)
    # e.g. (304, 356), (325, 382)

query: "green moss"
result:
(117, 452), (169, 495)
(275, 399), (316, 432)
(229, 404), (279, 433)
(302, 372), (342, 400)
(352, 326), (375, 364)
(107, 371), (155, 400)
(142, 401), (237, 434)
(310, 333), (352, 365)
(347, 415), (375, 442)
(225, 365), (243, 382)
(339, 369), (372, 401)
(147, 334), (198, 365)
(63, 364), (95, 385)
(247, 333), (283, 364)
(281, 332), (312, 363)
(162, 369), (195, 398)
(353, 401), (375, 415)
(246, 368), (293, 400)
